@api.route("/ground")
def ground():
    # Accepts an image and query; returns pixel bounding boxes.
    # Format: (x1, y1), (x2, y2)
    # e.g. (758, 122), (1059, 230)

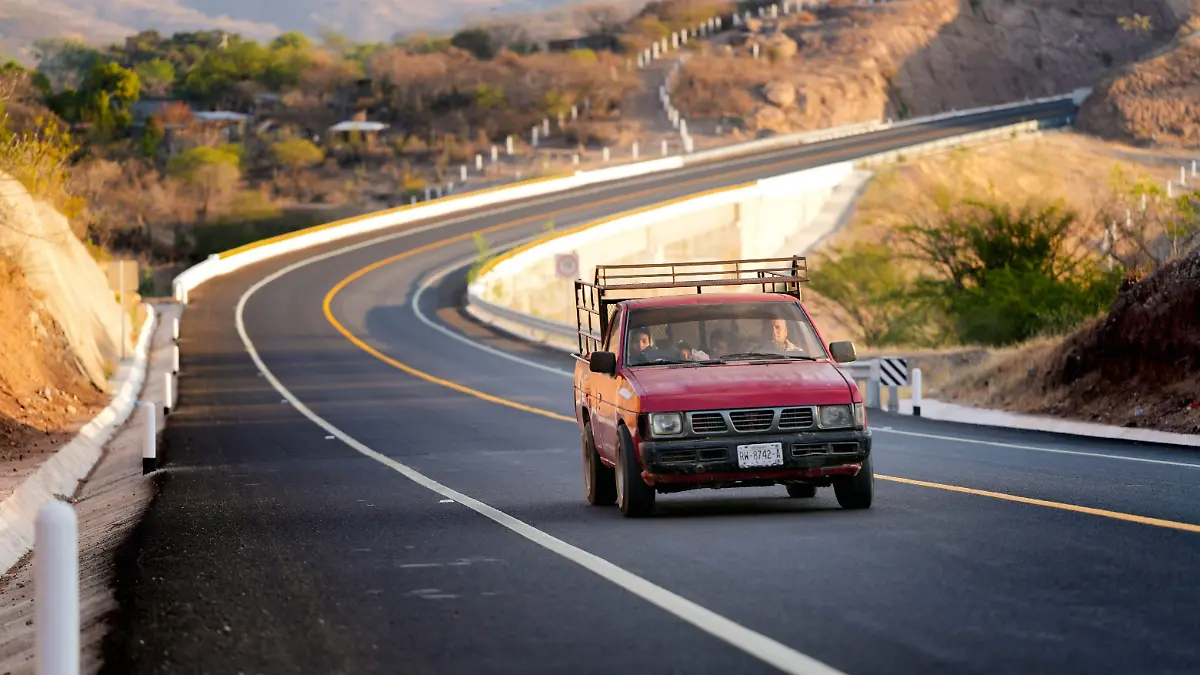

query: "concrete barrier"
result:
(469, 162), (855, 328)
(0, 304), (157, 573)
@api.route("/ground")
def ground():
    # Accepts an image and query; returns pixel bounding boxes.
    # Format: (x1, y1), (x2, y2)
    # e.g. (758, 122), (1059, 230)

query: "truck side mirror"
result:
(829, 340), (857, 363)
(589, 351), (617, 374)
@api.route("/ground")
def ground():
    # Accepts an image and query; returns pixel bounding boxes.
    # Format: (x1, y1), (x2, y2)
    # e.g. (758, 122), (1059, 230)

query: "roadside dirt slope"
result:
(941, 246), (1200, 433)
(0, 255), (104, 500)
(1076, 36), (1200, 148)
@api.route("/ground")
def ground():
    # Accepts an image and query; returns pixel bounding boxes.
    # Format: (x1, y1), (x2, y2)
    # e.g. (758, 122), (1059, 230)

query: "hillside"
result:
(939, 244), (1200, 434)
(674, 0), (1196, 136)
(0, 0), (648, 63)
(1076, 36), (1200, 148)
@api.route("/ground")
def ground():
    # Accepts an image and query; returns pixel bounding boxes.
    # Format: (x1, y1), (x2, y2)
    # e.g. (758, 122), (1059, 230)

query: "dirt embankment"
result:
(0, 173), (132, 494)
(0, 255), (105, 484)
(1076, 36), (1200, 148)
(940, 246), (1200, 433)
(675, 0), (1192, 135)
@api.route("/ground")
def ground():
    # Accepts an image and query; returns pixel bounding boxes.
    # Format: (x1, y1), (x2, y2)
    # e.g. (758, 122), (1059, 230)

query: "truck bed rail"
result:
(573, 255), (809, 356)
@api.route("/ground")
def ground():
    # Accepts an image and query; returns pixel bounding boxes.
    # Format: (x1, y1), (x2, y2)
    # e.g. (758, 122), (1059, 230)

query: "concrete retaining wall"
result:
(471, 162), (856, 326)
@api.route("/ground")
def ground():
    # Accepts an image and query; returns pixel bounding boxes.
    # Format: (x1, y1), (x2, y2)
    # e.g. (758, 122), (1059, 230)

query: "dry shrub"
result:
(563, 121), (623, 147)
(675, 57), (771, 117)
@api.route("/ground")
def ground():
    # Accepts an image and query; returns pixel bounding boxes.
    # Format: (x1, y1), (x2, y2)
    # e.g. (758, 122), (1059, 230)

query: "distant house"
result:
(546, 34), (621, 53)
(326, 120), (390, 148)
(191, 111), (250, 141)
(130, 98), (190, 128)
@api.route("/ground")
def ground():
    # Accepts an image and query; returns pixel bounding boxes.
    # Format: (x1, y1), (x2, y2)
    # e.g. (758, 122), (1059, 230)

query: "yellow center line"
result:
(877, 475), (1200, 533)
(317, 134), (1200, 536)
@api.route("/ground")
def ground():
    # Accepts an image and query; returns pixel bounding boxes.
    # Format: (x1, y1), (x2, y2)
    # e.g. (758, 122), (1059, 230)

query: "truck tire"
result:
(616, 425), (655, 518)
(833, 455), (874, 510)
(583, 421), (616, 506)
(786, 484), (817, 498)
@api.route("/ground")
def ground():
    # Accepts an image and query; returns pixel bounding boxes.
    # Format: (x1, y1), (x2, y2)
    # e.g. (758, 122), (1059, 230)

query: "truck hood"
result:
(626, 361), (855, 412)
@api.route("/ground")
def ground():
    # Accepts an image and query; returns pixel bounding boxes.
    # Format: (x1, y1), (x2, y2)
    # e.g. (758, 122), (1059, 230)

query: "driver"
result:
(766, 318), (801, 353)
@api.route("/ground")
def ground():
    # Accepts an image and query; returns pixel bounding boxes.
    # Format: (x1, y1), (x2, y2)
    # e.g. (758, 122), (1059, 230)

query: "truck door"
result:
(591, 307), (623, 462)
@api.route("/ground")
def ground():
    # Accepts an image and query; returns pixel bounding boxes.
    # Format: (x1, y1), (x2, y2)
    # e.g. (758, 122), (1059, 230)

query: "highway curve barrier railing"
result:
(170, 88), (1090, 301)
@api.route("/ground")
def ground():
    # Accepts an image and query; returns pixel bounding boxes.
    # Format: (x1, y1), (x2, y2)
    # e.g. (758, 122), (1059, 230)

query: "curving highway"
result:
(102, 100), (1200, 675)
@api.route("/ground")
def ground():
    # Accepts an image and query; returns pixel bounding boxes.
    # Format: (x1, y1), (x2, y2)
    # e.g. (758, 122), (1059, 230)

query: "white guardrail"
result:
(464, 112), (1080, 408)
(170, 90), (1089, 302)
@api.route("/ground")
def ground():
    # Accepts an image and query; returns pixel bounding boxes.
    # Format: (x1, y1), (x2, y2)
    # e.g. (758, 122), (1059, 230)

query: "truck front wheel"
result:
(616, 426), (655, 518)
(583, 421), (616, 506)
(833, 455), (874, 510)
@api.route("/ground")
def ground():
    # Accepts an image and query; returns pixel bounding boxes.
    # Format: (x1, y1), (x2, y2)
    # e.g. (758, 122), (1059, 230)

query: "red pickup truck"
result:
(572, 256), (872, 517)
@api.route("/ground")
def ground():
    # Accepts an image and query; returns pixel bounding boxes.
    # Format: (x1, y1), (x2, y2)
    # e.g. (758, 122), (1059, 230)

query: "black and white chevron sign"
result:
(879, 357), (908, 386)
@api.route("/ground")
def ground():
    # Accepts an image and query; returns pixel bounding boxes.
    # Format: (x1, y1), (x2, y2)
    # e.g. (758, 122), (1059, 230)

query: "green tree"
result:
(168, 145), (242, 221)
(271, 32), (312, 50)
(270, 138), (324, 197)
(900, 198), (1121, 345)
(54, 60), (142, 138)
(181, 39), (270, 106)
(473, 83), (506, 110)
(134, 58), (176, 96)
(450, 28), (494, 60)
(140, 114), (165, 159)
(809, 242), (943, 347)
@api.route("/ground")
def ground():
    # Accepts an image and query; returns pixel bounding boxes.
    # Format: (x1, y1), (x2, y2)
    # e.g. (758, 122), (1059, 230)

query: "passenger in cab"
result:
(767, 318), (802, 353)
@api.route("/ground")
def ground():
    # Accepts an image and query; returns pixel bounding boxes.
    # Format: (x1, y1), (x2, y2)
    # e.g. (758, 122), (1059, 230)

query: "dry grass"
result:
(825, 132), (1187, 253)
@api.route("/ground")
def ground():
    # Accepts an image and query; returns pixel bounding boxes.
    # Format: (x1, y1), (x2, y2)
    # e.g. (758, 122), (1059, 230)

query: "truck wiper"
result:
(721, 352), (818, 362)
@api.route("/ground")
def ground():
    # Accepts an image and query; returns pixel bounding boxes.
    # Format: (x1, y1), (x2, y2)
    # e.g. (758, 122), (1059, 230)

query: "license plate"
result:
(736, 442), (784, 468)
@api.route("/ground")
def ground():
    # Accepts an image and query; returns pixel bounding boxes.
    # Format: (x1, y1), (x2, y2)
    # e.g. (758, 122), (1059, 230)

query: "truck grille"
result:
(689, 413), (727, 434)
(682, 406), (821, 436)
(729, 409), (774, 432)
(778, 407), (815, 429)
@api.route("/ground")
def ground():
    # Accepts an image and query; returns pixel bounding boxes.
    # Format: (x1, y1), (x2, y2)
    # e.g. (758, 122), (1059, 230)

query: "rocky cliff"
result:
(676, 0), (1196, 136)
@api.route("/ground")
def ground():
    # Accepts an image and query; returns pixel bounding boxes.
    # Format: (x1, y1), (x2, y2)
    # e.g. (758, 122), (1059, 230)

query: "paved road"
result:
(103, 102), (1200, 675)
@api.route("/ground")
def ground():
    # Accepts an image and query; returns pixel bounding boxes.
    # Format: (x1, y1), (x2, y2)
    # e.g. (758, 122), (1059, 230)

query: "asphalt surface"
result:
(103, 102), (1200, 675)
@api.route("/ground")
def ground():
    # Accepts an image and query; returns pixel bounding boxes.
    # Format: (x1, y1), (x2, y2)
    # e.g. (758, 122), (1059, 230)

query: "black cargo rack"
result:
(573, 256), (808, 357)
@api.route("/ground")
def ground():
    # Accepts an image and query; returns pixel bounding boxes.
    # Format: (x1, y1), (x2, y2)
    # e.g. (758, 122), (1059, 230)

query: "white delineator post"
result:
(172, 345), (180, 374)
(142, 401), (157, 474)
(164, 372), (174, 415)
(911, 368), (923, 417)
(36, 501), (79, 675)
(172, 316), (179, 341)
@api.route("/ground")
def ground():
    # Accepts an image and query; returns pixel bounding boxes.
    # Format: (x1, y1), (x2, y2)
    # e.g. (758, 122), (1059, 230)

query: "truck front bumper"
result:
(637, 429), (871, 486)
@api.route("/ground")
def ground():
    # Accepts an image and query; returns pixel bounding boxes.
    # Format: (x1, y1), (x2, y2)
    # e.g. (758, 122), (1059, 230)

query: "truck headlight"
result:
(853, 403), (866, 429)
(818, 405), (853, 429)
(650, 412), (683, 436)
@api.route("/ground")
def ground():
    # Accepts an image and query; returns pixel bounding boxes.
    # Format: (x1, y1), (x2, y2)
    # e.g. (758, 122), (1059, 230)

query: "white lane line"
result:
(235, 234), (845, 675)
(412, 251), (574, 378)
(874, 427), (1200, 470)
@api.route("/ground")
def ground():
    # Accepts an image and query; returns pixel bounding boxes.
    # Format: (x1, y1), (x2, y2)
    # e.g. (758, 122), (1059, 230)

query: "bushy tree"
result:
(808, 242), (943, 347)
(270, 138), (324, 197)
(451, 28), (495, 60)
(168, 145), (242, 220)
(900, 198), (1122, 345)
(134, 59), (176, 97)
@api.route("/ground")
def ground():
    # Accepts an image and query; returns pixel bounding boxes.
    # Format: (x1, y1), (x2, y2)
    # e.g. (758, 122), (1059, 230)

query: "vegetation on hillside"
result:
(811, 176), (1199, 349)
(0, 7), (674, 265)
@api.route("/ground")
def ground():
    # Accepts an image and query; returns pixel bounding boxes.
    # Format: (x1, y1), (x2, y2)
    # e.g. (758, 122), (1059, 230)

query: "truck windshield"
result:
(624, 301), (829, 366)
